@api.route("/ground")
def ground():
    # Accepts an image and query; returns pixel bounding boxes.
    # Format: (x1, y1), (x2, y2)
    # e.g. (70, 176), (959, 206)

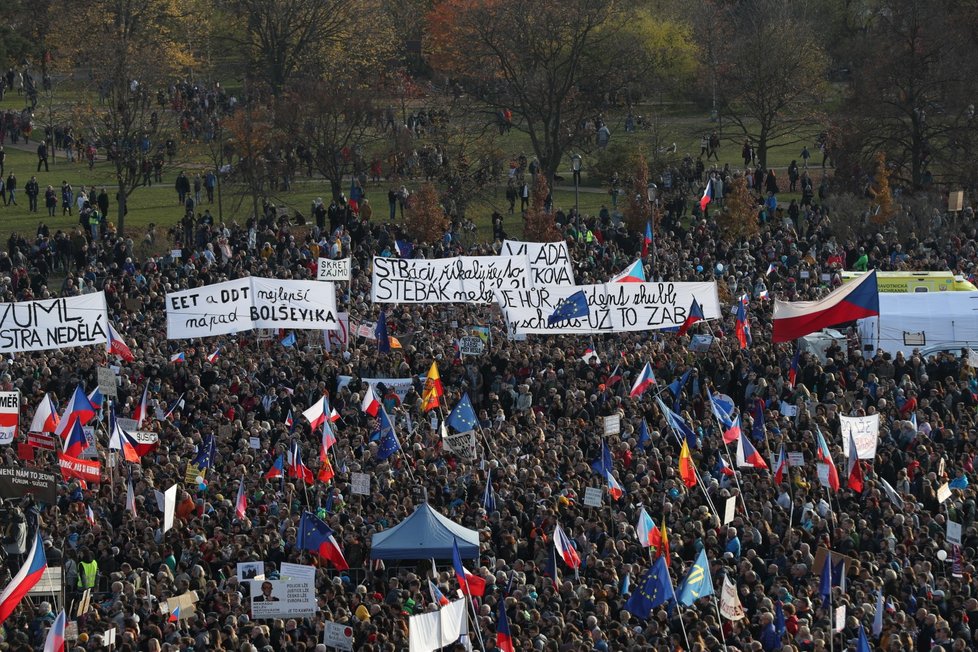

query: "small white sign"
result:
(723, 496), (737, 525)
(603, 415), (621, 436)
(947, 520), (963, 546)
(104, 628), (117, 646)
(458, 336), (486, 356)
(834, 605), (846, 632)
(787, 452), (805, 467)
(98, 367), (118, 398)
(583, 487), (603, 507)
(324, 621), (354, 651)
(817, 463), (831, 488)
(938, 483), (952, 504)
(779, 401), (798, 417)
(317, 257), (352, 282)
(279, 562), (316, 583)
(170, 249), (182, 259)
(249, 437), (261, 450)
(351, 472), (371, 496)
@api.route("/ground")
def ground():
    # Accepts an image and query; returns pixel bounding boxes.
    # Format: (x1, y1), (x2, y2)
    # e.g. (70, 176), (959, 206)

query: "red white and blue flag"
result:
(553, 524), (581, 569)
(847, 432), (864, 493)
(636, 507), (657, 547)
(287, 441), (314, 484)
(0, 530), (48, 625)
(30, 393), (60, 433)
(677, 298), (705, 337)
(264, 454), (285, 479)
(699, 179), (712, 212)
(302, 397), (329, 430)
(169, 352), (186, 364)
(42, 608), (65, 652)
(452, 539), (486, 596)
(816, 427), (840, 491)
(736, 430), (768, 469)
(132, 381), (149, 429)
(716, 454), (737, 478)
(605, 471), (625, 500)
(206, 347), (221, 364)
(428, 580), (450, 607)
(773, 444), (789, 485)
(109, 416), (140, 463)
(642, 221), (654, 258)
(773, 269), (879, 342)
(284, 409), (294, 430)
(87, 387), (103, 411)
(106, 322), (135, 362)
(496, 599), (516, 652)
(235, 476), (247, 519)
(787, 347), (801, 389)
(55, 386), (96, 437)
(722, 416), (743, 445)
(611, 259), (646, 283)
(735, 301), (751, 349)
(629, 362), (657, 398)
(62, 421), (89, 459)
(361, 385), (381, 417)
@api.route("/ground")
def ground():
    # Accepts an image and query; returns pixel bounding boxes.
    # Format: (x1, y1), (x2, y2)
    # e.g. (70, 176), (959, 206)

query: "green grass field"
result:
(0, 93), (821, 247)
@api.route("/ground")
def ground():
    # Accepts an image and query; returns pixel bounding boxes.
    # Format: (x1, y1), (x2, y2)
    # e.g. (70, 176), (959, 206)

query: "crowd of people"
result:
(0, 82), (975, 652)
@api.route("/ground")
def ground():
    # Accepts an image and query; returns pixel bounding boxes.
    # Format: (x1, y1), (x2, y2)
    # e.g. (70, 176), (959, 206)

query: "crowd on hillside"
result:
(0, 169), (973, 652)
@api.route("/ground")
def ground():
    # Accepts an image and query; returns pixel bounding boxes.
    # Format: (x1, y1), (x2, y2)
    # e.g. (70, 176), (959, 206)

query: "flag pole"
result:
(711, 594), (729, 652)
(674, 603), (693, 651)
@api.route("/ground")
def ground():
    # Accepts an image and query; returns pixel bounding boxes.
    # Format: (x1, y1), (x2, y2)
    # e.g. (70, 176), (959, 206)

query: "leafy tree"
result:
(426, 0), (697, 180)
(225, 103), (277, 221)
(403, 183), (449, 244)
(868, 152), (894, 224)
(623, 153), (651, 233)
(522, 173), (562, 242)
(708, 0), (828, 170)
(719, 175), (759, 240)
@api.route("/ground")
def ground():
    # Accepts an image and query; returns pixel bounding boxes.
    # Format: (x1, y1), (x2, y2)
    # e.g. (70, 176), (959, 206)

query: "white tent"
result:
(858, 292), (978, 355)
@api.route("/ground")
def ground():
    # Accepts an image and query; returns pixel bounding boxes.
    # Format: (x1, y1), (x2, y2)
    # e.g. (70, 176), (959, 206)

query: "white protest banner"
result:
(249, 278), (338, 330)
(409, 598), (467, 652)
(163, 484), (177, 533)
(324, 621), (354, 651)
(834, 606), (846, 633)
(496, 282), (721, 335)
(97, 368), (117, 398)
(603, 415), (621, 436)
(351, 472), (371, 496)
(166, 278), (252, 339)
(337, 376), (414, 402)
(324, 312), (350, 351)
(583, 487), (603, 507)
(371, 256), (530, 304)
(0, 391), (18, 445)
(167, 278), (338, 339)
(719, 576), (745, 620)
(279, 562), (316, 583)
(723, 496), (737, 525)
(250, 580), (317, 618)
(317, 257), (351, 282)
(458, 336), (485, 356)
(443, 431), (477, 459)
(840, 414), (880, 460)
(938, 483), (952, 504)
(501, 240), (575, 286)
(0, 292), (107, 354)
(947, 520), (963, 546)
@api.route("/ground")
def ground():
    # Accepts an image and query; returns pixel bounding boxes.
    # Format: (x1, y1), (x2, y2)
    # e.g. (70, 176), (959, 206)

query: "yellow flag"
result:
(421, 361), (444, 412)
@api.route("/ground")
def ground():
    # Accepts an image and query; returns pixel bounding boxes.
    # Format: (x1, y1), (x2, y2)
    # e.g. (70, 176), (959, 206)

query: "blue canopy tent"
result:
(369, 503), (480, 560)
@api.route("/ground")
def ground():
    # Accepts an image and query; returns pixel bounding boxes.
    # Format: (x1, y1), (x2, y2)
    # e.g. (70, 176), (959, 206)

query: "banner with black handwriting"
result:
(371, 256), (530, 304)
(501, 240), (575, 285)
(166, 278), (338, 339)
(496, 282), (721, 335)
(0, 292), (107, 353)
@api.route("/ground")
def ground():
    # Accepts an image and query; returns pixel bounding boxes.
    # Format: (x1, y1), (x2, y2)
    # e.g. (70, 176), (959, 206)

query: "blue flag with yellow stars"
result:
(547, 290), (589, 326)
(447, 392), (478, 432)
(624, 556), (675, 618)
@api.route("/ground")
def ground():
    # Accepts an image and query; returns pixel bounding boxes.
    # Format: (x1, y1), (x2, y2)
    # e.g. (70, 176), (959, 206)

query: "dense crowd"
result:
(0, 88), (977, 652)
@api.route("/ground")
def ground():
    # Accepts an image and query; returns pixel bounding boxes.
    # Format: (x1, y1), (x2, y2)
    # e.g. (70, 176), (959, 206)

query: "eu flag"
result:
(624, 556), (675, 618)
(590, 440), (613, 476)
(668, 368), (692, 412)
(376, 309), (390, 353)
(297, 511), (331, 552)
(752, 399), (765, 442)
(547, 290), (589, 326)
(819, 551), (832, 608)
(637, 418), (651, 447)
(376, 407), (400, 460)
(193, 435), (216, 469)
(447, 393), (478, 432)
(677, 549), (714, 606)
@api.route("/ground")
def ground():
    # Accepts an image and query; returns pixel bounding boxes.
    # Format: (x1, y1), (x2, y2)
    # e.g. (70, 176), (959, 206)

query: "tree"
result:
(708, 0), (828, 170)
(868, 152), (895, 224)
(403, 183), (449, 244)
(225, 103), (276, 222)
(48, 0), (195, 235)
(623, 153), (651, 233)
(426, 0), (697, 180)
(522, 174), (562, 242)
(719, 176), (759, 240)
(839, 0), (978, 189)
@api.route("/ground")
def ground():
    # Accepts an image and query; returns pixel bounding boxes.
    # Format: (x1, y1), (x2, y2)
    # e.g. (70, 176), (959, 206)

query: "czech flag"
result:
(321, 420), (337, 455)
(85, 505), (96, 527)
(766, 262), (778, 276)
(772, 269), (879, 342)
(736, 431), (768, 469)
(452, 539), (486, 596)
(284, 409), (294, 430)
(735, 301), (751, 349)
(496, 600), (516, 652)
(787, 347), (801, 389)
(206, 347), (221, 364)
(287, 441), (314, 484)
(42, 609), (65, 652)
(87, 387), (103, 411)
(716, 454), (736, 478)
(677, 298), (705, 337)
(106, 322), (135, 362)
(62, 421), (89, 458)
(629, 362), (657, 398)
(329, 404), (341, 422)
(679, 438), (698, 488)
(773, 444), (789, 485)
(581, 342), (600, 364)
(168, 606), (180, 623)
(30, 394), (60, 433)
(699, 179), (712, 212)
(605, 471), (625, 500)
(108, 417), (140, 463)
(361, 385), (381, 417)
(642, 221), (654, 258)
(264, 454), (285, 479)
(428, 580), (450, 607)
(636, 507), (657, 547)
(132, 381), (149, 429)
(722, 416), (743, 445)
(0, 530), (48, 625)
(169, 352), (186, 364)
(235, 476), (247, 519)
(303, 397), (329, 430)
(611, 259), (646, 283)
(816, 427), (840, 491)
(553, 524), (581, 569)
(55, 386), (96, 437)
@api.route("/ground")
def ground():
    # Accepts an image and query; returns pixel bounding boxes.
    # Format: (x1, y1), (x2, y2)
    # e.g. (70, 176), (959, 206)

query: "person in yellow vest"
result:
(77, 548), (98, 591)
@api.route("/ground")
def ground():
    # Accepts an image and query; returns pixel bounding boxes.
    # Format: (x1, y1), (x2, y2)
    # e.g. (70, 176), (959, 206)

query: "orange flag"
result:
(421, 361), (444, 412)
(679, 438), (698, 488)
(658, 520), (671, 567)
